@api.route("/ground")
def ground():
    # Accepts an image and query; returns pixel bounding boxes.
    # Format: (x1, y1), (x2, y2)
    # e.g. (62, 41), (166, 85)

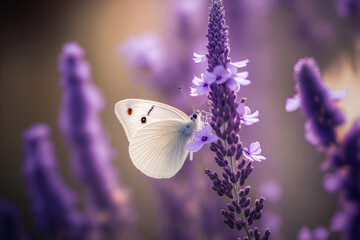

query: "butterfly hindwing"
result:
(114, 99), (189, 141)
(129, 119), (192, 179)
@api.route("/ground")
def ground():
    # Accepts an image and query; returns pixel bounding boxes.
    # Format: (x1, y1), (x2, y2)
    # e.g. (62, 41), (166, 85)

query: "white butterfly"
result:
(114, 99), (202, 179)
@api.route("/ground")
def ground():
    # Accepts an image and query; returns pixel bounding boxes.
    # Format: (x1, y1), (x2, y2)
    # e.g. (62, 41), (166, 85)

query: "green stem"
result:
(224, 123), (252, 240)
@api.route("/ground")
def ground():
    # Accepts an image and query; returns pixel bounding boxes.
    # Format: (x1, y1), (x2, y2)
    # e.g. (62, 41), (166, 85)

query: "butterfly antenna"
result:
(178, 85), (195, 112)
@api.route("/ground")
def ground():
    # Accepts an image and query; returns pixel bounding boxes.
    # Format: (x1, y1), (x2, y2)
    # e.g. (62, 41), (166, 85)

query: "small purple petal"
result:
(205, 134), (219, 144)
(230, 59), (250, 68)
(201, 125), (212, 136)
(186, 141), (204, 152)
(285, 94), (301, 112)
(226, 78), (240, 92)
(193, 52), (206, 63)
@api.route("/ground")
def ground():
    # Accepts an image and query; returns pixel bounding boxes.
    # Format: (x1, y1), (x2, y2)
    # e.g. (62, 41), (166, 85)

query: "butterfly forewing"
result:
(129, 119), (192, 179)
(114, 99), (189, 141)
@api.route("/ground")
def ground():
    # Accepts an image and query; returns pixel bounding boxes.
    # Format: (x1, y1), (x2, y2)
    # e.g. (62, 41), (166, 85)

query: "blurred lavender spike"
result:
(58, 42), (137, 239)
(0, 198), (31, 240)
(326, 117), (360, 239)
(289, 57), (345, 150)
(333, 0), (360, 18)
(22, 124), (87, 239)
(153, 180), (199, 240)
(297, 226), (329, 240)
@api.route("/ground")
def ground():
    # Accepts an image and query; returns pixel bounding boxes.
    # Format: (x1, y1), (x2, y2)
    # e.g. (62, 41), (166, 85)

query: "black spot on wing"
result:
(147, 105), (154, 116)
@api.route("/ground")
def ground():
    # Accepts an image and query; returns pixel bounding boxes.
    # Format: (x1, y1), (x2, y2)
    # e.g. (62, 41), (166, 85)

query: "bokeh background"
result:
(0, 0), (359, 239)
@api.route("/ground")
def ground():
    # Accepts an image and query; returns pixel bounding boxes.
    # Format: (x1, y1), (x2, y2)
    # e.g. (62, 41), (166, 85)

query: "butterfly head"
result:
(190, 110), (201, 121)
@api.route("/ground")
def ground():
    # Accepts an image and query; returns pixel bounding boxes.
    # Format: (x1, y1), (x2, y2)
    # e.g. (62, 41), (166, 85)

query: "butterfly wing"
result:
(114, 99), (189, 141)
(129, 119), (192, 179)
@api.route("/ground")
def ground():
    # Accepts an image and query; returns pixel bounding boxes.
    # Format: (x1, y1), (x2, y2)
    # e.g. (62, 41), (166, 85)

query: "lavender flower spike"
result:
(243, 142), (266, 162)
(193, 52), (206, 63)
(186, 125), (218, 152)
(59, 42), (136, 239)
(22, 124), (86, 239)
(286, 57), (345, 150)
(326, 117), (360, 239)
(204, 0), (270, 239)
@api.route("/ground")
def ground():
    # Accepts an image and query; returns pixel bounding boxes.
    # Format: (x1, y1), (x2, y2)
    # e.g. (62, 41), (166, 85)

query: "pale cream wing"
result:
(114, 99), (189, 141)
(129, 119), (192, 179)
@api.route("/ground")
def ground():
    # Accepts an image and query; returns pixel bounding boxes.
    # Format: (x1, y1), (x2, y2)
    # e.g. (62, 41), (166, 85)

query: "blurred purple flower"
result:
(0, 198), (30, 240)
(186, 125), (218, 152)
(120, 33), (165, 74)
(258, 181), (283, 203)
(237, 102), (259, 126)
(333, 0), (360, 17)
(325, 117), (360, 239)
(297, 226), (329, 240)
(286, 57), (345, 150)
(202, 1), (270, 239)
(153, 178), (199, 240)
(59, 42), (136, 239)
(22, 124), (87, 239)
(190, 74), (210, 96)
(243, 142), (266, 162)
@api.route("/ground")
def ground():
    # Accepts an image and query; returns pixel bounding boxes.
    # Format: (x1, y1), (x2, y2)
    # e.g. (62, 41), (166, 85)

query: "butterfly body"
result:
(115, 99), (201, 179)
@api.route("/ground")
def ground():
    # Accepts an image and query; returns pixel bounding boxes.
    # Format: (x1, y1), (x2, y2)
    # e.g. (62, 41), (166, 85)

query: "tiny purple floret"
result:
(193, 52), (206, 63)
(190, 74), (210, 96)
(243, 142), (266, 162)
(237, 102), (259, 125)
(186, 125), (218, 152)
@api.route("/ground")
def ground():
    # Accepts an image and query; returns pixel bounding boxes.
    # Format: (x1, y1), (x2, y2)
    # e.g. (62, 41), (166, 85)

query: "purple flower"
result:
(326, 117), (360, 239)
(237, 102), (259, 126)
(286, 57), (345, 150)
(285, 88), (347, 112)
(193, 52), (206, 63)
(186, 125), (218, 152)
(225, 63), (251, 92)
(297, 226), (329, 240)
(258, 181), (282, 203)
(203, 1), (270, 239)
(0, 198), (30, 240)
(190, 74), (210, 96)
(22, 124), (87, 239)
(333, 0), (360, 17)
(230, 59), (250, 68)
(243, 142), (266, 162)
(203, 65), (231, 84)
(120, 32), (164, 73)
(59, 42), (136, 239)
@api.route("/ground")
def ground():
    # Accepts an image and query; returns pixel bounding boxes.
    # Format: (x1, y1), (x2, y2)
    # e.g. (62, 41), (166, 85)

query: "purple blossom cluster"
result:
(286, 58), (345, 150)
(286, 57), (360, 239)
(189, 1), (270, 239)
(325, 117), (360, 239)
(22, 124), (87, 239)
(17, 43), (139, 240)
(58, 43), (137, 239)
